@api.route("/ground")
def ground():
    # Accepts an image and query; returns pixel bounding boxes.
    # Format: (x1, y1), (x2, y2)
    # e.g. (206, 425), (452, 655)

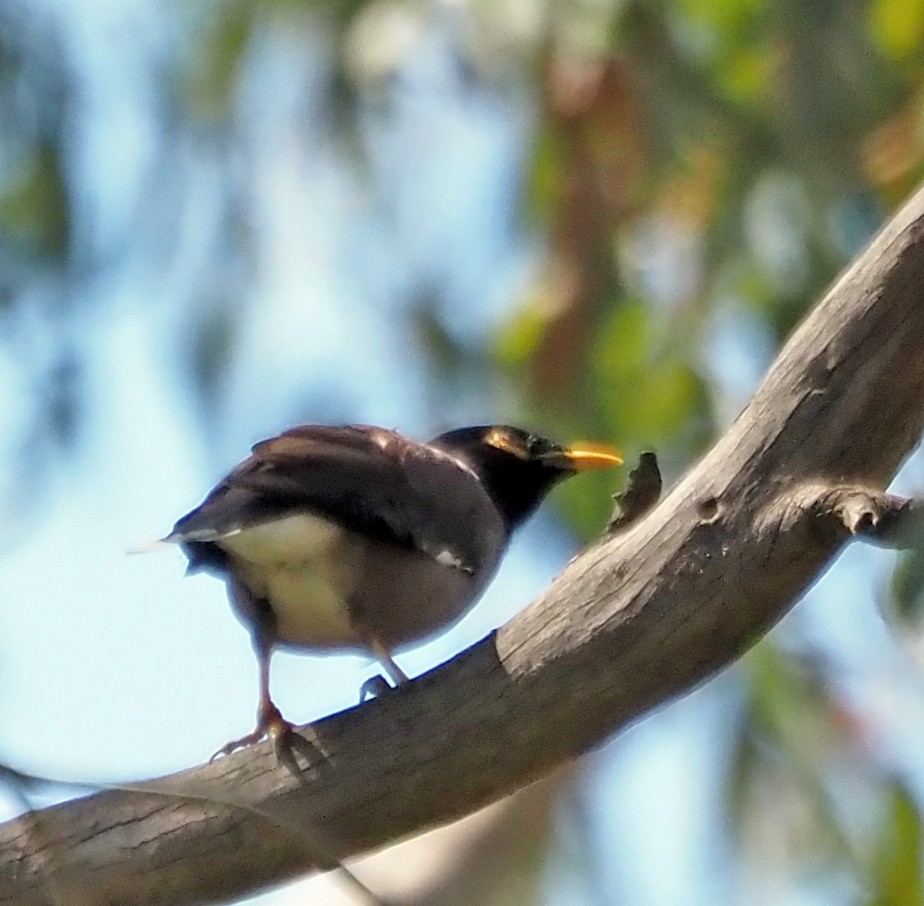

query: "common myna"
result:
(165, 424), (621, 762)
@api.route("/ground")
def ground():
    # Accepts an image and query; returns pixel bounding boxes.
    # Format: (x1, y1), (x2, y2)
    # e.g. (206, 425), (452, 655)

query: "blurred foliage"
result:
(0, 143), (69, 261)
(889, 513), (924, 627)
(4, 0), (924, 902)
(870, 778), (924, 906)
(891, 547), (924, 626)
(731, 645), (868, 890)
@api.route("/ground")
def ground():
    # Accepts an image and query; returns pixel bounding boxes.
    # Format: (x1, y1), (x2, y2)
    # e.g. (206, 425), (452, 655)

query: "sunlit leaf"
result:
(717, 45), (775, 104)
(871, 0), (924, 60)
(496, 301), (556, 368)
(591, 298), (650, 384)
(869, 777), (924, 906)
(676, 0), (764, 36)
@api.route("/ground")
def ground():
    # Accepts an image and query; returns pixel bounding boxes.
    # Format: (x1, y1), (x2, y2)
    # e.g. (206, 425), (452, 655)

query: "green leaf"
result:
(869, 777), (924, 906)
(181, 2), (251, 122)
(889, 549), (924, 627)
(871, 0), (924, 60)
(0, 142), (69, 259)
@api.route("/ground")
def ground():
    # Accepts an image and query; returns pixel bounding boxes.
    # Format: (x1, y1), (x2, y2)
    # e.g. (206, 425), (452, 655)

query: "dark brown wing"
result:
(169, 425), (416, 547)
(167, 424), (507, 577)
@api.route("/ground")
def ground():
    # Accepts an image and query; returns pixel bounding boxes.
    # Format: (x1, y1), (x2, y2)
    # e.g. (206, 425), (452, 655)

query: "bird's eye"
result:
(525, 435), (546, 455)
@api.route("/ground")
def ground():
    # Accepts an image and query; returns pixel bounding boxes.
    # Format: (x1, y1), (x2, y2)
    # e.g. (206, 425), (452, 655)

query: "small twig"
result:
(605, 451), (662, 536)
(829, 491), (924, 549)
(759, 482), (924, 551)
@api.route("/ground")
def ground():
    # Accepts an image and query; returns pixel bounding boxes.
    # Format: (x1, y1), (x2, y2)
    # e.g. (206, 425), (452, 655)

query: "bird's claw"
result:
(209, 729), (265, 762)
(210, 703), (320, 778)
(268, 720), (321, 779)
(359, 674), (394, 703)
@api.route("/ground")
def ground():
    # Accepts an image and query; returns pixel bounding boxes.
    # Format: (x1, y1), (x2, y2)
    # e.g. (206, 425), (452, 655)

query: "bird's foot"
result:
(358, 644), (408, 703)
(359, 674), (395, 703)
(210, 703), (320, 778)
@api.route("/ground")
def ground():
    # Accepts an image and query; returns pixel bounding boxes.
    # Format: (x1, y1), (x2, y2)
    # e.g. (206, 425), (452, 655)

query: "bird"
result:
(163, 423), (621, 766)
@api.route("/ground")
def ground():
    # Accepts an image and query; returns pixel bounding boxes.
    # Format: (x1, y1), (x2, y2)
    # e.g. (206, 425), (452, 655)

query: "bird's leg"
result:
(210, 643), (318, 774)
(359, 639), (409, 702)
(209, 645), (285, 757)
(377, 651), (409, 684)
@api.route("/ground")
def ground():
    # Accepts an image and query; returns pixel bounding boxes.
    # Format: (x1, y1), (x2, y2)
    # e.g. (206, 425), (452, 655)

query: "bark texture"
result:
(3, 185), (924, 906)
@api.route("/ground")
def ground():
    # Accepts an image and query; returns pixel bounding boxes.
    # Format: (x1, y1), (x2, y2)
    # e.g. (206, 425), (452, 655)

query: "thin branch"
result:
(4, 184), (924, 905)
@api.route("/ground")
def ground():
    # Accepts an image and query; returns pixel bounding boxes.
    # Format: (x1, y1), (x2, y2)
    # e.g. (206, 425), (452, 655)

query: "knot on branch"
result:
(758, 481), (921, 550)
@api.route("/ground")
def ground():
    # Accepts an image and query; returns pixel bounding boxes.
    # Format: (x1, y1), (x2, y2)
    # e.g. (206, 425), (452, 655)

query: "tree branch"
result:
(4, 184), (924, 906)
(760, 481), (923, 546)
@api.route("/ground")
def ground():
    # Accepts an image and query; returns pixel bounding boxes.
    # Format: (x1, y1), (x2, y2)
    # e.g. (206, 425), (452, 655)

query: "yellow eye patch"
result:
(484, 427), (529, 458)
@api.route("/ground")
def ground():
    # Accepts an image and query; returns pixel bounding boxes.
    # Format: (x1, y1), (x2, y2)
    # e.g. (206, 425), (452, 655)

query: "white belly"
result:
(216, 511), (485, 652)
(218, 513), (360, 646)
(217, 513), (341, 562)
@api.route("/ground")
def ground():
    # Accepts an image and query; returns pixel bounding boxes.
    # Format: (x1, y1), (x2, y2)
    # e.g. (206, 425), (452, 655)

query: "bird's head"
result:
(430, 425), (622, 529)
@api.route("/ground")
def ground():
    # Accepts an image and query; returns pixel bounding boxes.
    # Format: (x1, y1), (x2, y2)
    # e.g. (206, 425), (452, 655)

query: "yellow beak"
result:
(563, 443), (623, 471)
